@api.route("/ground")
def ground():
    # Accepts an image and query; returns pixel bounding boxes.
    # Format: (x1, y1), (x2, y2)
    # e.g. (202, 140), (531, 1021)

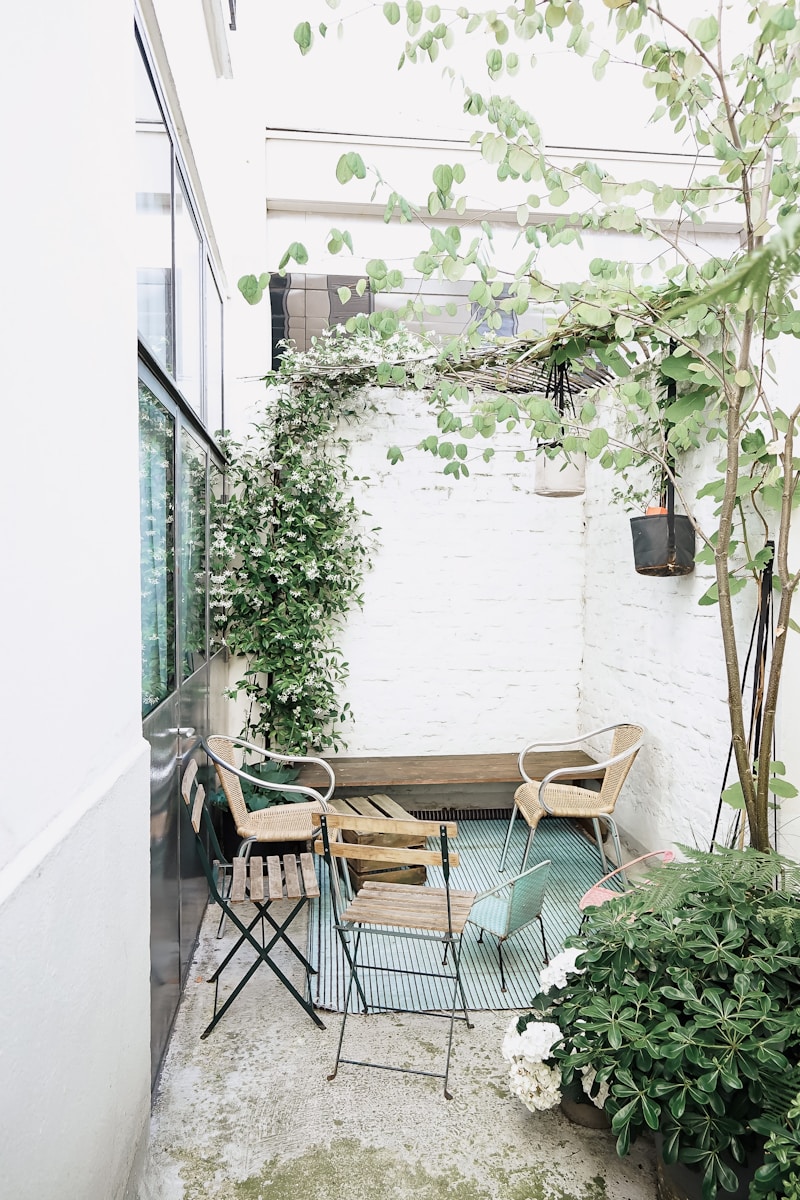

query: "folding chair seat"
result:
(313, 810), (476, 1099)
(181, 758), (325, 1038)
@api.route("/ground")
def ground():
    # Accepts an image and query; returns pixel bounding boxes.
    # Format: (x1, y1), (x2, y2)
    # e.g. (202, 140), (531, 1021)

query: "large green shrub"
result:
(522, 848), (800, 1200)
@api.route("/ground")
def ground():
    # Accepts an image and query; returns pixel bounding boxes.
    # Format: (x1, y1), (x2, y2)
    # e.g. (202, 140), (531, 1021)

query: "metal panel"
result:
(178, 663), (209, 975)
(144, 694), (180, 1084)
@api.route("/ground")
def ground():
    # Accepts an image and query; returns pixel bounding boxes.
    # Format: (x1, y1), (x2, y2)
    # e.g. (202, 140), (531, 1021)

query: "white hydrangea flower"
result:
(507, 1060), (562, 1112)
(538, 948), (584, 994)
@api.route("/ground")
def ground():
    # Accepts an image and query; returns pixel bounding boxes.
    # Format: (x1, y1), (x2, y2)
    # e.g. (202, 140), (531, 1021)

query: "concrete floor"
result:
(138, 900), (657, 1200)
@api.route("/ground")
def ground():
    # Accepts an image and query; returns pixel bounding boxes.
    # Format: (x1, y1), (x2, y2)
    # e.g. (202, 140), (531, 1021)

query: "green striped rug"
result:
(307, 817), (610, 1013)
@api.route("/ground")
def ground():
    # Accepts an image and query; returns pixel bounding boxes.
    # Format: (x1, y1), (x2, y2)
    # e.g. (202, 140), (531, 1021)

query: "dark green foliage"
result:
(523, 848), (800, 1200)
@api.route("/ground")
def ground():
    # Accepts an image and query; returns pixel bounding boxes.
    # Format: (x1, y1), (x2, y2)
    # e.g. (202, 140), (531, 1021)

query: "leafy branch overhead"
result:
(228, 0), (800, 852)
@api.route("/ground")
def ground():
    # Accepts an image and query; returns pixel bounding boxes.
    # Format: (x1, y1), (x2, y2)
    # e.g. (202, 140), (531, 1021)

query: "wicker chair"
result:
(203, 735), (335, 857)
(498, 723), (644, 882)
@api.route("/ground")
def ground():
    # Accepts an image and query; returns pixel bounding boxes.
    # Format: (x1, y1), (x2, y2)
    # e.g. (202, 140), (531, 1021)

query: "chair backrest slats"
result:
(599, 723), (643, 804)
(312, 811), (456, 839)
(314, 838), (457, 870)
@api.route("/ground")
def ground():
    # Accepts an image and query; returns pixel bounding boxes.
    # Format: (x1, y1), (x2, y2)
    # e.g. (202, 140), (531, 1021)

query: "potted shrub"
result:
(503, 848), (800, 1200)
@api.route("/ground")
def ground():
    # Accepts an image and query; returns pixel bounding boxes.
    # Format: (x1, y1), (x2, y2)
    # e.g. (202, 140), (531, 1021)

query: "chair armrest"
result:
(590, 849), (675, 890)
(534, 734), (644, 813)
(518, 723), (637, 784)
(203, 736), (335, 804)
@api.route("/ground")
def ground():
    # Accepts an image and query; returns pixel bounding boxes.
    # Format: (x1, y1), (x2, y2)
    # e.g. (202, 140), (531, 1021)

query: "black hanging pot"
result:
(630, 483), (695, 577)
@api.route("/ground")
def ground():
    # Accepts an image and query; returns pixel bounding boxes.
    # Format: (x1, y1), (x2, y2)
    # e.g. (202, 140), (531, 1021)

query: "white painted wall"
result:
(327, 378), (760, 858)
(0, 3), (151, 1197)
(341, 387), (585, 754)
(0, 1), (273, 1196)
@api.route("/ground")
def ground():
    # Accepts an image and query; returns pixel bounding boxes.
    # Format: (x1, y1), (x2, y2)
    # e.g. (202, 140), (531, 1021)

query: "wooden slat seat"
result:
(342, 881), (475, 933)
(227, 852), (320, 905)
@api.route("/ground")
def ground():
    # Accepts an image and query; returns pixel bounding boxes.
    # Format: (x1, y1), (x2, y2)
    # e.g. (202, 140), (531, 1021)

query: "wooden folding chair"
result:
(181, 759), (325, 1038)
(313, 810), (476, 1099)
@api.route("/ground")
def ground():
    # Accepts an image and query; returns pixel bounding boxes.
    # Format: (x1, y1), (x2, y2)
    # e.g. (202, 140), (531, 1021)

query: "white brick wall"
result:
(579, 452), (753, 854)
(331, 384), (771, 856)
(339, 387), (585, 754)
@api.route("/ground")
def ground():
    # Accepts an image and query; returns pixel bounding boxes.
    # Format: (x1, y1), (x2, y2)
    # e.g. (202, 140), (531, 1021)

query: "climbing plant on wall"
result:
(213, 325), (429, 754)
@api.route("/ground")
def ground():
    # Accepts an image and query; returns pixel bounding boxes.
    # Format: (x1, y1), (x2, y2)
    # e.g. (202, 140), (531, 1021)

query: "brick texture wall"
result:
(331, 385), (761, 853)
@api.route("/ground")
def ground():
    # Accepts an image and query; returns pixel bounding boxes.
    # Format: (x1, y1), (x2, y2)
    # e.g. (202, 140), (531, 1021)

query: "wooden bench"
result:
(297, 751), (602, 809)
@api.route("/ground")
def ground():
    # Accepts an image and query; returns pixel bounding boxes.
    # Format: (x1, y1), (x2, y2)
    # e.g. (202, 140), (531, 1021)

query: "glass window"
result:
(136, 37), (224, 433)
(139, 382), (176, 715)
(205, 259), (223, 436)
(178, 429), (208, 680)
(174, 172), (202, 412)
(135, 55), (173, 372)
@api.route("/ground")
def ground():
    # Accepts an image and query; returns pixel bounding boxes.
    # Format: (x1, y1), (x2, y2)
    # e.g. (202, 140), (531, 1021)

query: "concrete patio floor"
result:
(138, 898), (657, 1200)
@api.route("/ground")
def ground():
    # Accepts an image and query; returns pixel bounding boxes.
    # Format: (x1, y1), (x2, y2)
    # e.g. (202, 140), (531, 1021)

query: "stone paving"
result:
(138, 901), (657, 1200)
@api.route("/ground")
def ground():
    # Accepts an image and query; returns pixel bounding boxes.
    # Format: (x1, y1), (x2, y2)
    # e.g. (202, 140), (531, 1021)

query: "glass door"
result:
(139, 358), (225, 1083)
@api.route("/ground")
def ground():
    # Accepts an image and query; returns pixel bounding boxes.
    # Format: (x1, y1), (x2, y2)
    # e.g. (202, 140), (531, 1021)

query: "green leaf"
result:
(383, 1), (401, 23)
(721, 781), (745, 810)
(769, 777), (799, 798)
(293, 21), (313, 54)
(238, 274), (267, 305)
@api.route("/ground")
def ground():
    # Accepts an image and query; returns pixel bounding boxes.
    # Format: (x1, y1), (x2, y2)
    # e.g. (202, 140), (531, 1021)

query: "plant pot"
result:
(630, 512), (695, 576)
(559, 1095), (611, 1129)
(534, 452), (586, 497)
(654, 1134), (764, 1200)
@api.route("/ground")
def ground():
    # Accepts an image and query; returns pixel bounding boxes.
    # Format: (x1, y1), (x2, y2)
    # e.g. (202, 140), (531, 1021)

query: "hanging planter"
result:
(534, 451), (586, 497)
(534, 360), (586, 498)
(630, 480), (695, 576)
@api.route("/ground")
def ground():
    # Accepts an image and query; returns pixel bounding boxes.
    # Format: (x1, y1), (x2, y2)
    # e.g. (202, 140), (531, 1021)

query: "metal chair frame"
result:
(181, 759), (325, 1038)
(498, 723), (644, 882)
(314, 810), (475, 1099)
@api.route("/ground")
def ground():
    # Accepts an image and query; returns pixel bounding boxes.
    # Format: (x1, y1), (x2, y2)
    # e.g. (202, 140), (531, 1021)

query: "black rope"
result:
(709, 542), (775, 849)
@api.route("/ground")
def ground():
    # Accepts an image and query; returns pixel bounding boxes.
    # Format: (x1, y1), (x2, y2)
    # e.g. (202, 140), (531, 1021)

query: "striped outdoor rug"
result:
(307, 817), (611, 1013)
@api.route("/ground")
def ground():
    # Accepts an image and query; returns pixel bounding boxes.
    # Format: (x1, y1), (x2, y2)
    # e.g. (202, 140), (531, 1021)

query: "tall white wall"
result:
(340, 388), (585, 753)
(579, 454), (752, 854)
(0, 3), (151, 1197)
